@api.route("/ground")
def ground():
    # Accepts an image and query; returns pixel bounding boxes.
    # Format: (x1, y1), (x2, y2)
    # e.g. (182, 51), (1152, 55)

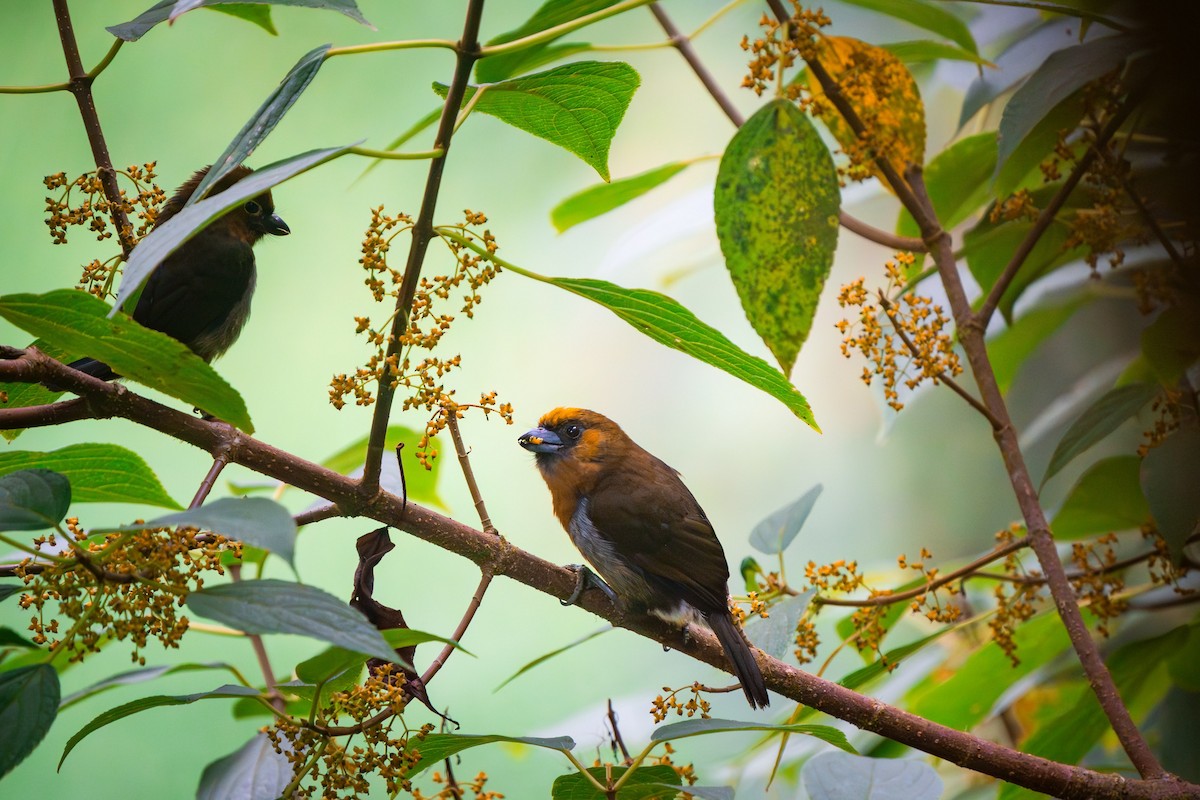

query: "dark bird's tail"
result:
(708, 610), (770, 708)
(65, 357), (118, 382)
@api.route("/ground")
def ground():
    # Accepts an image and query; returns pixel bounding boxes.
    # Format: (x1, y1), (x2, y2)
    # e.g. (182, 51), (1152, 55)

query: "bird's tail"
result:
(65, 357), (118, 382)
(708, 610), (770, 708)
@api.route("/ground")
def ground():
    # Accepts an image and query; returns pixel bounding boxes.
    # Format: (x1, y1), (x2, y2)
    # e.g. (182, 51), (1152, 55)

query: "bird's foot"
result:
(663, 622), (693, 653)
(561, 564), (618, 607)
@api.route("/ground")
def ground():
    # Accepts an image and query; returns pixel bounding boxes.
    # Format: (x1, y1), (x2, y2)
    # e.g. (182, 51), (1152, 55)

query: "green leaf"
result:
(1042, 383), (1158, 486)
(107, 0), (371, 41)
(0, 626), (37, 649)
(406, 733), (575, 777)
(0, 586), (23, 603)
(997, 35), (1141, 177)
(1140, 301), (1200, 384)
(897, 133), (997, 244)
(197, 733), (293, 800)
(496, 626), (610, 691)
(0, 664), (59, 779)
(802, 751), (943, 800)
(435, 61), (639, 181)
(988, 295), (1086, 394)
(650, 719), (855, 753)
(715, 99), (840, 374)
(1141, 422), (1200, 562)
(882, 39), (991, 66)
(186, 579), (396, 662)
(60, 662), (236, 710)
(0, 290), (254, 433)
(190, 43), (330, 204)
(476, 0), (622, 82)
(552, 765), (680, 799)
(320, 426), (446, 509)
(114, 145), (352, 316)
(208, 4), (278, 35)
(908, 612), (1069, 729)
(994, 91), (1086, 198)
(745, 591), (814, 659)
(551, 162), (691, 233)
(0, 444), (180, 509)
(748, 484), (823, 554)
(835, 625), (958, 697)
(837, 0), (976, 53)
(107, 497), (296, 565)
(1051, 456), (1149, 540)
(59, 684), (260, 768)
(0, 469), (71, 532)
(1168, 624), (1200, 692)
(0, 339), (69, 442)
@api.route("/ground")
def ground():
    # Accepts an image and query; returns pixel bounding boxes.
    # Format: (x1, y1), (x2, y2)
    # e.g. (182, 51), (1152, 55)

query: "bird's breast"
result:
(567, 498), (652, 602)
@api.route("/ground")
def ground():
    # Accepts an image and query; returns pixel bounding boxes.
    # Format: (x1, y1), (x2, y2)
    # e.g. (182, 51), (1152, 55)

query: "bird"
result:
(518, 407), (770, 708)
(66, 164), (289, 381)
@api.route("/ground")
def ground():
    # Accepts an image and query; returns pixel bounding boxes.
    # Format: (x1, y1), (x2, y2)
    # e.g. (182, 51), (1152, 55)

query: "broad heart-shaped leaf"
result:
(59, 684), (260, 768)
(0, 290), (254, 432)
(475, 0), (622, 82)
(896, 132), (997, 249)
(0, 444), (180, 509)
(551, 765), (680, 799)
(0, 469), (71, 532)
(190, 43), (331, 204)
(749, 484), (823, 554)
(0, 664), (59, 779)
(113, 144), (354, 316)
(435, 61), (640, 181)
(807, 37), (926, 186)
(802, 751), (942, 800)
(988, 294), (1087, 395)
(650, 719), (855, 753)
(107, 0), (371, 41)
(1141, 422), (1200, 562)
(1042, 382), (1158, 487)
(552, 161), (691, 233)
(715, 99), (840, 375)
(745, 590), (814, 659)
(186, 579), (396, 662)
(1052, 456), (1149, 540)
(197, 733), (293, 800)
(406, 733), (575, 777)
(997, 34), (1142, 176)
(837, 0), (976, 54)
(107, 497), (296, 566)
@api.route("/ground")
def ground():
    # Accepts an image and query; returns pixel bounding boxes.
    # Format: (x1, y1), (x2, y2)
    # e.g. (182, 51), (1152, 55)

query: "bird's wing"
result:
(588, 460), (731, 613)
(132, 230), (255, 347)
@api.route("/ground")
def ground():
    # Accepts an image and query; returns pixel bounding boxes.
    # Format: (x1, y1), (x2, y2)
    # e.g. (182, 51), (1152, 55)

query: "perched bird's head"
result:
(518, 407), (632, 468)
(156, 165), (289, 243)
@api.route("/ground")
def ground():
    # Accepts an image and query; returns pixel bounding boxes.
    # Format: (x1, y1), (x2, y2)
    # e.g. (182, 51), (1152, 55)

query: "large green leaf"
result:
(1141, 422), (1200, 562)
(107, 0), (370, 41)
(190, 43), (331, 204)
(882, 40), (990, 66)
(994, 91), (1086, 198)
(1051, 456), (1149, 540)
(551, 764), (680, 799)
(59, 684), (260, 767)
(197, 733), (293, 800)
(1140, 301), (1200, 384)
(0, 664), (59, 779)
(0, 444), (180, 509)
(715, 99), (840, 375)
(405, 732), (575, 777)
(435, 61), (640, 181)
(107, 497), (296, 566)
(987, 295), (1087, 394)
(208, 4), (278, 35)
(186, 579), (396, 661)
(0, 290), (254, 432)
(1042, 383), (1158, 487)
(551, 161), (691, 233)
(836, 0), (976, 54)
(476, 0), (624, 82)
(749, 484), (823, 554)
(802, 751), (942, 800)
(744, 591), (814, 660)
(0, 469), (71, 532)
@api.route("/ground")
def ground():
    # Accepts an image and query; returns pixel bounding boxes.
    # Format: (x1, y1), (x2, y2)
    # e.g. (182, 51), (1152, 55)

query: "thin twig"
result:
(229, 564), (285, 711)
(190, 452), (230, 509)
(294, 504), (343, 527)
(839, 210), (927, 252)
(422, 568), (494, 685)
(607, 699), (632, 764)
(360, 0), (486, 495)
(650, 2), (744, 126)
(445, 409), (496, 534)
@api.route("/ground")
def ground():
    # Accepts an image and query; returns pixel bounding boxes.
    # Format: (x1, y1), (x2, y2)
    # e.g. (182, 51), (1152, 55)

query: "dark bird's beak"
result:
(263, 213), (290, 236)
(518, 426), (562, 454)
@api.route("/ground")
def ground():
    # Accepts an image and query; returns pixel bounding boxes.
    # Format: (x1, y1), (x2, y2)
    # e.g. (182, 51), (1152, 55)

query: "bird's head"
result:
(518, 407), (631, 468)
(158, 165), (290, 242)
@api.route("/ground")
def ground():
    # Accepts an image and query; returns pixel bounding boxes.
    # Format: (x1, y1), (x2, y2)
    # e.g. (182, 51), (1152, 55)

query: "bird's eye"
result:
(564, 424), (582, 440)
(242, 200), (262, 215)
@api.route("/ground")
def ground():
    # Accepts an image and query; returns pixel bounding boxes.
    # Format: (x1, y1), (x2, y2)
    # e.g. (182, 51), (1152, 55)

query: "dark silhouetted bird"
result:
(519, 408), (770, 708)
(67, 164), (288, 381)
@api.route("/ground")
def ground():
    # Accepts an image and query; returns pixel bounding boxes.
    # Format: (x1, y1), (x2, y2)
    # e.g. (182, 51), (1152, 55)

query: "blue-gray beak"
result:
(264, 213), (290, 236)
(518, 426), (562, 453)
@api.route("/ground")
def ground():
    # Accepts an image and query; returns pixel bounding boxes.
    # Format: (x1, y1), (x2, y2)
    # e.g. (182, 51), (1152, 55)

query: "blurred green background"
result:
(0, 1), (1043, 797)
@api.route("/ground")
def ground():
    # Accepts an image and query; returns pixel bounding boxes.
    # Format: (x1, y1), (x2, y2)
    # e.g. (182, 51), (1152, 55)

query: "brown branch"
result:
(0, 346), (1193, 798)
(360, 0), (485, 494)
(422, 567), (493, 685)
(230, 563), (285, 711)
(445, 409), (496, 534)
(51, 0), (135, 258)
(839, 210), (928, 253)
(606, 699), (632, 764)
(294, 504), (344, 527)
(190, 451), (231, 509)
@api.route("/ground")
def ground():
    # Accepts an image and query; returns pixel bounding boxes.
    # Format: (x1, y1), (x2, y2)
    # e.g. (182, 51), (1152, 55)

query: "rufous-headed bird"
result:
(518, 408), (770, 708)
(67, 165), (288, 381)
